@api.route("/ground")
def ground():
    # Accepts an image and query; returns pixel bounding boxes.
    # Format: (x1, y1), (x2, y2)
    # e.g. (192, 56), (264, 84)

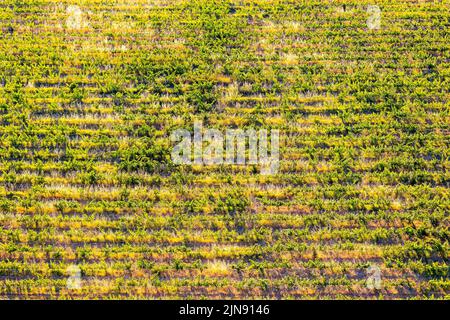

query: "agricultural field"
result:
(0, 0), (449, 300)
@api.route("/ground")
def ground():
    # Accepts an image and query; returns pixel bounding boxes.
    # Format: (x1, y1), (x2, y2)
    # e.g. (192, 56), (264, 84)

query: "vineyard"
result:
(0, 0), (449, 299)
